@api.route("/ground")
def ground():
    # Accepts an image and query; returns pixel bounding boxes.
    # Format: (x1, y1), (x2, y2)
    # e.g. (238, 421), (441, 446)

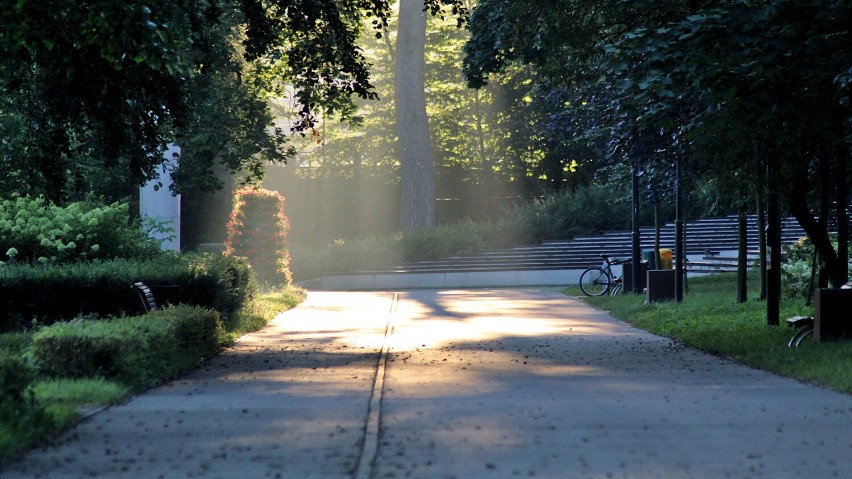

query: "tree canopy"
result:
(0, 0), (466, 202)
(463, 0), (852, 286)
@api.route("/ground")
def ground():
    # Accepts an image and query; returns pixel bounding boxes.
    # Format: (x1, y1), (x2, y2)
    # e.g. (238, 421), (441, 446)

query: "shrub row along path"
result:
(3, 290), (852, 478)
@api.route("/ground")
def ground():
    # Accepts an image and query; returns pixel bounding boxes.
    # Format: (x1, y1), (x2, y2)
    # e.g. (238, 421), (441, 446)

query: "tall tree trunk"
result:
(835, 148), (849, 285)
(789, 178), (846, 288)
(395, 0), (435, 231)
(756, 163), (767, 301)
(766, 161), (781, 326)
(736, 200), (748, 303)
(818, 148), (831, 289)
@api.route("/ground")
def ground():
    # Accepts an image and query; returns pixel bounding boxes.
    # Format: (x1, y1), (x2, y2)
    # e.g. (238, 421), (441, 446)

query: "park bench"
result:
(131, 281), (160, 313)
(786, 315), (814, 348)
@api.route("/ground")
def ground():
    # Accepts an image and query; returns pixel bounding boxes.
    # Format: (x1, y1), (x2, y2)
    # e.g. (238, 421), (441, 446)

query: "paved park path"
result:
(2, 290), (850, 478)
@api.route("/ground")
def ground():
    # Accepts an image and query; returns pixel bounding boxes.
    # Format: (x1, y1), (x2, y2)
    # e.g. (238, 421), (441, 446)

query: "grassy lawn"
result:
(0, 285), (306, 464)
(574, 273), (852, 394)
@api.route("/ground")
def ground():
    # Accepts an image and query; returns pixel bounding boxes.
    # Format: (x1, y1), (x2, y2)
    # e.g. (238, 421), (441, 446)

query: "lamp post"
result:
(631, 160), (641, 294)
(674, 158), (684, 302)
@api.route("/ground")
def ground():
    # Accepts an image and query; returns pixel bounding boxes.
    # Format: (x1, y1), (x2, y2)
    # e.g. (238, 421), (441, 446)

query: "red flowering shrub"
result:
(224, 187), (292, 286)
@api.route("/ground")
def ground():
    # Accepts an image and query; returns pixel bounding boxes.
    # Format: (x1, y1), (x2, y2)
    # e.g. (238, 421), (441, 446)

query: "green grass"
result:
(1, 377), (131, 463)
(32, 378), (131, 407)
(576, 273), (852, 394)
(227, 285), (307, 338)
(0, 284), (306, 464)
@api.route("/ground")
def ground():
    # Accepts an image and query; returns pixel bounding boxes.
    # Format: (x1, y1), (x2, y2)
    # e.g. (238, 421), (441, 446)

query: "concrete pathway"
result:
(2, 290), (850, 478)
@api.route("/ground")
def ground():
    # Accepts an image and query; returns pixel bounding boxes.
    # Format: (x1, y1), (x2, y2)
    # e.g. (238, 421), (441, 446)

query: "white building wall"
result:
(140, 144), (181, 251)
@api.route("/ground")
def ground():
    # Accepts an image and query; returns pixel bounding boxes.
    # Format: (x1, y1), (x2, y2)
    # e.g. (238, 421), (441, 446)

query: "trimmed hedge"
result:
(0, 352), (35, 403)
(30, 305), (224, 390)
(0, 352), (52, 437)
(0, 253), (257, 331)
(225, 187), (292, 286)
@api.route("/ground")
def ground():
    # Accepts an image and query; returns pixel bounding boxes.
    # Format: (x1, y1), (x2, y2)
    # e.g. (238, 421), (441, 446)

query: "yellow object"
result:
(659, 248), (673, 270)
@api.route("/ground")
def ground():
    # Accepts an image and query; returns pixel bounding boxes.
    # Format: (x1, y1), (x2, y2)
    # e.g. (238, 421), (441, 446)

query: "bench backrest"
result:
(131, 282), (159, 312)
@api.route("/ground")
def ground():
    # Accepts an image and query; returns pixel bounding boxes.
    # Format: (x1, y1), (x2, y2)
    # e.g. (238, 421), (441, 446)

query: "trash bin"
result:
(642, 249), (657, 270)
(623, 260), (648, 293)
(659, 248), (673, 270)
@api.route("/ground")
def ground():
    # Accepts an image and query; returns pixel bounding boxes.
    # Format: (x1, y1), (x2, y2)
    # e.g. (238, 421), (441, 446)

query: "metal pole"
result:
(631, 160), (641, 294)
(674, 159), (684, 302)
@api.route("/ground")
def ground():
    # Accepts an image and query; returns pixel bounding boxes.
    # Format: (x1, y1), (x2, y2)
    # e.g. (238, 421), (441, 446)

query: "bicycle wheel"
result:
(610, 282), (623, 297)
(580, 267), (610, 296)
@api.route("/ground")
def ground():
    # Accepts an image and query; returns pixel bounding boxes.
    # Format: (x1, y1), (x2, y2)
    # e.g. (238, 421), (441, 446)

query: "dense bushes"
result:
(505, 185), (632, 242)
(0, 192), (303, 462)
(30, 306), (224, 390)
(0, 254), (256, 331)
(0, 352), (52, 441)
(781, 236), (852, 299)
(225, 187), (292, 286)
(290, 184), (631, 280)
(0, 197), (162, 265)
(401, 223), (485, 263)
(289, 235), (403, 281)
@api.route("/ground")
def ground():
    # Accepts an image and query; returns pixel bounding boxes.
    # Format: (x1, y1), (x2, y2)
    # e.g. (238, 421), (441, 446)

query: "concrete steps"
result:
(306, 215), (809, 290)
(387, 215), (803, 273)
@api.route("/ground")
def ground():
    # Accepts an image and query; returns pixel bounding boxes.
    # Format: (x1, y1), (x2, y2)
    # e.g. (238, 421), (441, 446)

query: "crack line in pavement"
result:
(354, 292), (398, 479)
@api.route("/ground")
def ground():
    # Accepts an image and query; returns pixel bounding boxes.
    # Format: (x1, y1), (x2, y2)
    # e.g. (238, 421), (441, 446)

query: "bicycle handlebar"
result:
(600, 255), (631, 265)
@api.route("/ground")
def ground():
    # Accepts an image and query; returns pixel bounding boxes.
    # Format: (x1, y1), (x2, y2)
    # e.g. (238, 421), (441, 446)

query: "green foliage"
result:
(32, 378), (130, 407)
(225, 187), (292, 286)
(0, 254), (256, 331)
(0, 196), (162, 265)
(0, 352), (35, 403)
(781, 236), (852, 299)
(30, 318), (168, 385)
(399, 219), (533, 262)
(290, 234), (404, 281)
(30, 306), (224, 390)
(0, 0), (293, 202)
(506, 185), (631, 242)
(0, 0), (467, 202)
(280, 5), (552, 210)
(464, 0), (852, 286)
(228, 285), (307, 337)
(289, 185), (637, 279)
(0, 279), (303, 465)
(402, 221), (486, 261)
(0, 332), (31, 355)
(0, 352), (54, 455)
(183, 253), (259, 324)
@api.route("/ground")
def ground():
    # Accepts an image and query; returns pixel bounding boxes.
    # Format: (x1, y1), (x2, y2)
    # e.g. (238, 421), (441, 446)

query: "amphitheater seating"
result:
(370, 215), (806, 275)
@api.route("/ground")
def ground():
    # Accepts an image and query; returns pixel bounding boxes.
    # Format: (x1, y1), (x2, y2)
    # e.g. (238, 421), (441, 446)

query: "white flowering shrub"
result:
(781, 236), (852, 299)
(0, 197), (162, 264)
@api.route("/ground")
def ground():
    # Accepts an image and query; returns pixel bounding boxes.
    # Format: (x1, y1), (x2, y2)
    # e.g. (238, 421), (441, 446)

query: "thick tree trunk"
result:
(395, 0), (435, 231)
(835, 149), (848, 284)
(818, 149), (831, 288)
(766, 171), (781, 326)
(789, 185), (846, 289)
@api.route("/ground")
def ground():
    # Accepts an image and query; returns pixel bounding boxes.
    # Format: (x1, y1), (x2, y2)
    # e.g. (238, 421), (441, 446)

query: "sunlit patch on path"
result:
(374, 290), (852, 479)
(2, 290), (850, 479)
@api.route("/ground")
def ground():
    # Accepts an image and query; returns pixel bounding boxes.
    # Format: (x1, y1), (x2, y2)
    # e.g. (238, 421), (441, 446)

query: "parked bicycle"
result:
(579, 255), (629, 296)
